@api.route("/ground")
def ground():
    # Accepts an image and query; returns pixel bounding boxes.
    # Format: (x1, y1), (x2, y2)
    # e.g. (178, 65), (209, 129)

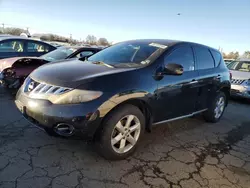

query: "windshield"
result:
(228, 61), (250, 72)
(40, 47), (77, 61)
(88, 42), (165, 68)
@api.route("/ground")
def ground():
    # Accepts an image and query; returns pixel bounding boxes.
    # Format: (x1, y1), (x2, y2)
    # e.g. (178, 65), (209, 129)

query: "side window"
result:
(0, 40), (24, 52)
(210, 49), (222, 67)
(195, 46), (215, 70)
(164, 46), (195, 71)
(76, 51), (94, 58)
(227, 61), (237, 69)
(27, 41), (50, 52)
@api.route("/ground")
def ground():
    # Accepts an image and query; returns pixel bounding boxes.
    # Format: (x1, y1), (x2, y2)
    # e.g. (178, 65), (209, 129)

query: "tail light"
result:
(229, 71), (232, 80)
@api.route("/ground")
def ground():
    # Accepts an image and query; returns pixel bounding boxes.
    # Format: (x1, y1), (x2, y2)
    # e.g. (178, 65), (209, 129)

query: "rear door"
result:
(0, 39), (25, 59)
(193, 45), (221, 110)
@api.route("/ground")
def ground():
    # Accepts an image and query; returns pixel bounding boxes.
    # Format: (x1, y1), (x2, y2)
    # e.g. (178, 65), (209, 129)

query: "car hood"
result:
(30, 59), (135, 88)
(0, 57), (41, 72)
(230, 70), (250, 80)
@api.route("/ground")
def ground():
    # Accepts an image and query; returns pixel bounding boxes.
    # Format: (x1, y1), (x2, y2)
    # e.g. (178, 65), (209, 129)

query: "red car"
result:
(0, 46), (101, 88)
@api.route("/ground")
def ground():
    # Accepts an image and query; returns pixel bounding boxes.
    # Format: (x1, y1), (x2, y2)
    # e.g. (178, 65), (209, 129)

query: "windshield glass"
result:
(228, 61), (250, 72)
(41, 47), (77, 61)
(88, 42), (165, 68)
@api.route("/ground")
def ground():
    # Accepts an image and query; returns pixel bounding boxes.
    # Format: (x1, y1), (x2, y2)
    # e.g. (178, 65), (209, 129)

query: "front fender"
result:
(97, 90), (151, 118)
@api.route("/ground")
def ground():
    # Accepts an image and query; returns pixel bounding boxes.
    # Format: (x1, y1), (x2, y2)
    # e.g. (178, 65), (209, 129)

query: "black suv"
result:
(15, 39), (231, 160)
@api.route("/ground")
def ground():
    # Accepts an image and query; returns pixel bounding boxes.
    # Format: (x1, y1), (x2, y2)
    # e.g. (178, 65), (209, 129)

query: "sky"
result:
(0, 0), (249, 53)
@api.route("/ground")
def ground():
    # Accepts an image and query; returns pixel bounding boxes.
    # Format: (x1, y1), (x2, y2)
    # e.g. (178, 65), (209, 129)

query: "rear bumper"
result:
(15, 89), (102, 138)
(231, 84), (250, 99)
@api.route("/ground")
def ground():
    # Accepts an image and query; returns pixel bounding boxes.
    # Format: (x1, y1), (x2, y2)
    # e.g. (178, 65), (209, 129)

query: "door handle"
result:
(189, 80), (198, 84)
(214, 75), (222, 79)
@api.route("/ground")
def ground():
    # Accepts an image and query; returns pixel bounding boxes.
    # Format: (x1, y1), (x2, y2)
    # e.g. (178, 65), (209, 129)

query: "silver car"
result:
(227, 59), (250, 99)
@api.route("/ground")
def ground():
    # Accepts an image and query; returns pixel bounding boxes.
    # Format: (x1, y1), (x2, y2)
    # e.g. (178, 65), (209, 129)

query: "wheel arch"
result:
(94, 95), (154, 139)
(219, 86), (230, 106)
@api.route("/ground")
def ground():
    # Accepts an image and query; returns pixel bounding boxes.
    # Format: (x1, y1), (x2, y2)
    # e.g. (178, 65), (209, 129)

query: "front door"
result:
(153, 45), (199, 123)
(0, 39), (25, 59)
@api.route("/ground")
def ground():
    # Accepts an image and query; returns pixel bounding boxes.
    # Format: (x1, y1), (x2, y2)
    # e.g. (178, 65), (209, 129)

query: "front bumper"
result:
(231, 84), (250, 99)
(15, 88), (102, 138)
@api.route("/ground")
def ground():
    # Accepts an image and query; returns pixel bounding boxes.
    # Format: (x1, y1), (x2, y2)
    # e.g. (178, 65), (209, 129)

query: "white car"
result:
(227, 59), (250, 99)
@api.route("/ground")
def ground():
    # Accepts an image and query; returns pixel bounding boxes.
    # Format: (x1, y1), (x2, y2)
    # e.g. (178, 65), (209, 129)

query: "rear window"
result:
(194, 46), (215, 70)
(210, 49), (222, 67)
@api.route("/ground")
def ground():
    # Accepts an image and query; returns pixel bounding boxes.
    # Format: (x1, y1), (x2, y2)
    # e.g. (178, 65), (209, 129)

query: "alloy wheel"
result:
(111, 115), (141, 154)
(214, 96), (225, 119)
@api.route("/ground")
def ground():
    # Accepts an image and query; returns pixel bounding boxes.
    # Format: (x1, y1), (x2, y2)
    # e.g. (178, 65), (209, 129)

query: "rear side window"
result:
(0, 40), (24, 52)
(194, 46), (215, 70)
(164, 46), (195, 71)
(210, 49), (222, 67)
(27, 41), (50, 52)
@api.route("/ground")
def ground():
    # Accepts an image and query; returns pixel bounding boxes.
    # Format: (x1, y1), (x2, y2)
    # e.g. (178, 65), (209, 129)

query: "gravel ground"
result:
(0, 87), (250, 188)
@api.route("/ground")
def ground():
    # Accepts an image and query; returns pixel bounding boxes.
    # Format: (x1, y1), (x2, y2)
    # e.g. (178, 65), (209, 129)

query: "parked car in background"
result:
(15, 39), (231, 160)
(0, 46), (101, 88)
(0, 35), (56, 59)
(227, 59), (250, 99)
(224, 58), (235, 65)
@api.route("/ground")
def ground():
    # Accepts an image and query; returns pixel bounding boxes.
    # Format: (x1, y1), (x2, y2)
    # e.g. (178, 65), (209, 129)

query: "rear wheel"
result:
(203, 92), (226, 123)
(96, 104), (145, 160)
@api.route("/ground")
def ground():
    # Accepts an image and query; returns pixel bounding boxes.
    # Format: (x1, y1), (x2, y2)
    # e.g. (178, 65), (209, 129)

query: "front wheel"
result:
(203, 92), (226, 123)
(96, 104), (145, 160)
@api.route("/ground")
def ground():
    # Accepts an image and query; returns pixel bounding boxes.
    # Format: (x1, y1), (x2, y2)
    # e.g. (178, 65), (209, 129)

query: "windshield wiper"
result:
(92, 61), (114, 68)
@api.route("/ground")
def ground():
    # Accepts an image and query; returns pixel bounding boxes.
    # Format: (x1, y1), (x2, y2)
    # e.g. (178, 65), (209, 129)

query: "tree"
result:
(242, 51), (250, 58)
(3, 27), (27, 36)
(86, 35), (97, 45)
(223, 51), (240, 59)
(97, 38), (109, 46)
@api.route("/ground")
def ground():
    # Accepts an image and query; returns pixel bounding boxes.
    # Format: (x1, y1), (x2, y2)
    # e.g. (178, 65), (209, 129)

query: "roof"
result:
(123, 39), (180, 46)
(238, 58), (250, 62)
(120, 39), (219, 52)
(0, 35), (41, 41)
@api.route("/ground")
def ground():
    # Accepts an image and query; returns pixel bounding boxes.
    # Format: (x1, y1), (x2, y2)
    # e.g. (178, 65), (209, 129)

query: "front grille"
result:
(24, 77), (71, 95)
(231, 79), (245, 85)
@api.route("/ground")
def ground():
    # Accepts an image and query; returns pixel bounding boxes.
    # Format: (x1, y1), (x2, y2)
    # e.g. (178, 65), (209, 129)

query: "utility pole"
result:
(70, 34), (72, 44)
(26, 27), (30, 37)
(2, 23), (4, 33)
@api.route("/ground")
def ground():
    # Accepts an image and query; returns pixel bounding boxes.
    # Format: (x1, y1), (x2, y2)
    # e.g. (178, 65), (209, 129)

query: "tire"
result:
(203, 91), (226, 123)
(96, 104), (145, 160)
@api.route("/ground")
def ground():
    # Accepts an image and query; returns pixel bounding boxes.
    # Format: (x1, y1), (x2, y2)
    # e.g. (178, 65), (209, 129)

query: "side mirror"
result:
(164, 63), (184, 75)
(79, 55), (90, 61)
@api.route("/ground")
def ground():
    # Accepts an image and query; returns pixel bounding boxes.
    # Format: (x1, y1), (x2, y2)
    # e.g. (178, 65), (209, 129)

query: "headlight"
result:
(48, 89), (103, 104)
(28, 86), (102, 104)
(24, 78), (103, 104)
(242, 79), (250, 87)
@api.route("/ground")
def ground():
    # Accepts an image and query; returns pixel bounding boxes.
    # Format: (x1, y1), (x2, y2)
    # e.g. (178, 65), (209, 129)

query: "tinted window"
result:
(0, 40), (24, 52)
(195, 46), (215, 70)
(27, 41), (50, 52)
(210, 50), (222, 67)
(164, 46), (195, 71)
